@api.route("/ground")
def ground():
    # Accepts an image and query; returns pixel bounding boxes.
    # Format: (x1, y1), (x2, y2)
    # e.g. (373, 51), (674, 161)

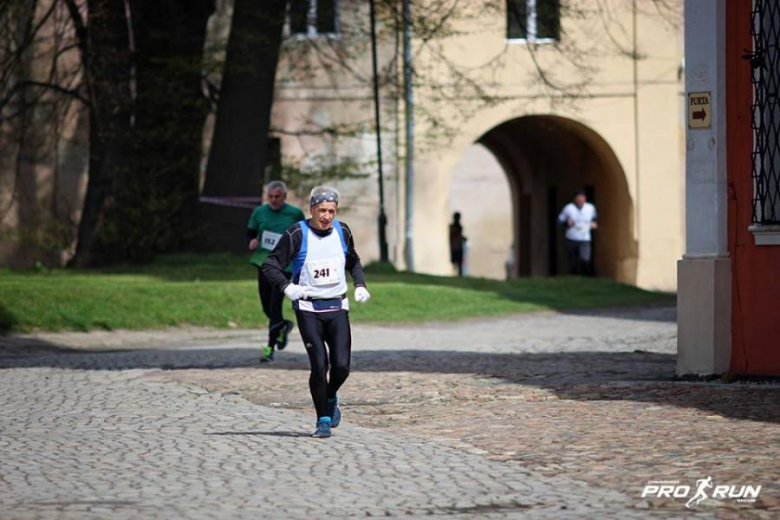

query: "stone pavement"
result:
(2, 368), (643, 519)
(1, 305), (778, 519)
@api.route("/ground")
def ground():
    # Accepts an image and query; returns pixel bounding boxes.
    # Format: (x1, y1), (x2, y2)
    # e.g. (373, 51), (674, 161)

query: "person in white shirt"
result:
(558, 190), (598, 275)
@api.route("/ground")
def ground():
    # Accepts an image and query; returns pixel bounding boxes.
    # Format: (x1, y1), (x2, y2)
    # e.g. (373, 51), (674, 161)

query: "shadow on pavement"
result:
(3, 337), (779, 425)
(205, 431), (311, 438)
(0, 335), (82, 360)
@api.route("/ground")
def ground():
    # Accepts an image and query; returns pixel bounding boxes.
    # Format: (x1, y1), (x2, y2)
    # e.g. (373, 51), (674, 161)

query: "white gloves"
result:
(354, 286), (371, 303)
(285, 284), (369, 303)
(283, 284), (307, 301)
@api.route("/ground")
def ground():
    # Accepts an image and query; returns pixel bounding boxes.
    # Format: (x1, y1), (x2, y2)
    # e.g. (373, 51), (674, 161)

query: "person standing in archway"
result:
(558, 190), (598, 276)
(247, 181), (306, 362)
(449, 212), (467, 277)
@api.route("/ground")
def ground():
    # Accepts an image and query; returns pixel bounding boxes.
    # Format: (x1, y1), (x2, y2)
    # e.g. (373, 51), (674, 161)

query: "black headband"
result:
(310, 190), (339, 207)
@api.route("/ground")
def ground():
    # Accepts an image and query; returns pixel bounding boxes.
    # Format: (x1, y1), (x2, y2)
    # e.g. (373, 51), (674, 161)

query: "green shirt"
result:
(247, 203), (306, 268)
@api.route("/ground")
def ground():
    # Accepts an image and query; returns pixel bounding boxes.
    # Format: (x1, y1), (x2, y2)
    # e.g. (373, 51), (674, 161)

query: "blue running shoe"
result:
(326, 396), (341, 428)
(312, 417), (332, 438)
(276, 320), (294, 351)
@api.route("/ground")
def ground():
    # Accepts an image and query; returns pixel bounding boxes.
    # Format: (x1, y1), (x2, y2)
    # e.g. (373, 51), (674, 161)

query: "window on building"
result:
(289, 0), (338, 37)
(750, 0), (780, 224)
(507, 0), (560, 42)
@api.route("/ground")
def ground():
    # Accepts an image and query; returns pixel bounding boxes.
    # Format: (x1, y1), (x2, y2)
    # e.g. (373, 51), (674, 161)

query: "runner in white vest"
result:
(262, 186), (370, 438)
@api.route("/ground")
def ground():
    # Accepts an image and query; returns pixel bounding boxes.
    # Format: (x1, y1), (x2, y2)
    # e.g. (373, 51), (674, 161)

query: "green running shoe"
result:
(260, 345), (274, 362)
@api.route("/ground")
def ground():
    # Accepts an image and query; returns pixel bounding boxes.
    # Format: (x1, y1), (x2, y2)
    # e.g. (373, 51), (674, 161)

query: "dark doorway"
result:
(548, 186), (558, 276)
(585, 183), (595, 276)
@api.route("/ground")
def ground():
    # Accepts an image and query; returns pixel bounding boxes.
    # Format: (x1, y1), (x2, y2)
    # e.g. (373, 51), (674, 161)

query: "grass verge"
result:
(0, 254), (674, 333)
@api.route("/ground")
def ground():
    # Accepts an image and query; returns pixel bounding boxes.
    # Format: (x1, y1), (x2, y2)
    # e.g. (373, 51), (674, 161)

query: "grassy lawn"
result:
(0, 254), (674, 333)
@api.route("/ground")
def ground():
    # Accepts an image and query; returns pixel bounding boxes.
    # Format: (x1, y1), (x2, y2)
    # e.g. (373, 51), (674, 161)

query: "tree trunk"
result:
(97, 0), (215, 261)
(71, 0), (131, 267)
(202, 0), (288, 198)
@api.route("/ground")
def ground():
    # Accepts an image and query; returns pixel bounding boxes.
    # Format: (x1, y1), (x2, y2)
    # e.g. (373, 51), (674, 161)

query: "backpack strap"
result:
(291, 221), (309, 282)
(333, 220), (348, 255)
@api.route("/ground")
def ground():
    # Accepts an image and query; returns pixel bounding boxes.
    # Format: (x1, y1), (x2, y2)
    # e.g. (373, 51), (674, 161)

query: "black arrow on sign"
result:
(693, 108), (707, 121)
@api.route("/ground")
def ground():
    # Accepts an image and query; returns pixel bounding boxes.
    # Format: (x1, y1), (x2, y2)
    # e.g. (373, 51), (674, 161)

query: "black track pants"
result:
(257, 268), (290, 346)
(294, 309), (352, 419)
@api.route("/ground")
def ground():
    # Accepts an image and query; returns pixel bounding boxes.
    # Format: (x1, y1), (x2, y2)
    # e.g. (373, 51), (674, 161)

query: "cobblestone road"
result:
(2, 306), (778, 519)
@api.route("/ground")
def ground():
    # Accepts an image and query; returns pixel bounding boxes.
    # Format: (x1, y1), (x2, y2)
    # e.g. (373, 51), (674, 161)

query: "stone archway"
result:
(448, 115), (637, 284)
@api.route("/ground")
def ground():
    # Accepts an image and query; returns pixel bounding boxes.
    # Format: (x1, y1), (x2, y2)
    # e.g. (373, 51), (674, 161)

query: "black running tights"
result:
(294, 309), (352, 419)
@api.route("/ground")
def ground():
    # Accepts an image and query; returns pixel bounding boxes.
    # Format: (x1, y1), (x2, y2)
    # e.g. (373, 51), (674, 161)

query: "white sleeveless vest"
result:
(292, 220), (349, 311)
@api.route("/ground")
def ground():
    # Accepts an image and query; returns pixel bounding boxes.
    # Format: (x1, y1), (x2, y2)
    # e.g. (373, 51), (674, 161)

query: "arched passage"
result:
(448, 115), (637, 283)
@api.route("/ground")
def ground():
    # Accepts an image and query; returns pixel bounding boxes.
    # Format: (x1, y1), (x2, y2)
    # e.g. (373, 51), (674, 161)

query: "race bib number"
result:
(306, 258), (343, 286)
(260, 230), (282, 251)
(575, 222), (589, 233)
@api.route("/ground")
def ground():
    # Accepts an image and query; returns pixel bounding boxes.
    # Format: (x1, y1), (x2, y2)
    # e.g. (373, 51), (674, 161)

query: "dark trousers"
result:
(257, 268), (290, 346)
(451, 249), (464, 277)
(295, 309), (352, 420)
(566, 239), (592, 276)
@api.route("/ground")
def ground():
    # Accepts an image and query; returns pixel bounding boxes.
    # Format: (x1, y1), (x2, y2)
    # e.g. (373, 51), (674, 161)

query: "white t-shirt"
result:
(558, 202), (597, 242)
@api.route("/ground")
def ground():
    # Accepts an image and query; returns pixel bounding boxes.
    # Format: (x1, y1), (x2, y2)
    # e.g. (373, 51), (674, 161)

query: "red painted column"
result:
(727, 0), (780, 375)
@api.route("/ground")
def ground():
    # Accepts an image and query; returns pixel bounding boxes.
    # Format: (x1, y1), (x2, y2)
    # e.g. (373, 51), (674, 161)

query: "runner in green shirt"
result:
(246, 181), (306, 362)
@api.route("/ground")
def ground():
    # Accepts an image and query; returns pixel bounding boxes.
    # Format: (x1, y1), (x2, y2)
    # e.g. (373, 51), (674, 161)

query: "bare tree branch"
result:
(20, 80), (88, 104)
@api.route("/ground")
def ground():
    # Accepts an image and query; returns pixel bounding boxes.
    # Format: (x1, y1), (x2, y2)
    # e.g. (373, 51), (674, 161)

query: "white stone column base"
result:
(676, 255), (731, 376)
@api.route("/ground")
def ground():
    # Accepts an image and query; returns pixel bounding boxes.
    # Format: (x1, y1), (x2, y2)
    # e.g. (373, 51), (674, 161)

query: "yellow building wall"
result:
(264, 0), (686, 290)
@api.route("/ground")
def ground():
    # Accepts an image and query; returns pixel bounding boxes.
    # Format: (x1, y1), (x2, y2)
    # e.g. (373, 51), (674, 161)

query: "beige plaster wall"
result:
(0, 0), (88, 268)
